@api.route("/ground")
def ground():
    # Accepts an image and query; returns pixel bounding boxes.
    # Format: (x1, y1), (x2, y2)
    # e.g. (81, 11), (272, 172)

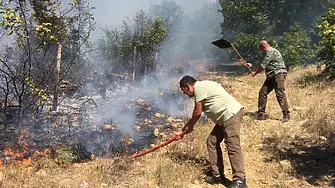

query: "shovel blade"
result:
(211, 38), (232, 49)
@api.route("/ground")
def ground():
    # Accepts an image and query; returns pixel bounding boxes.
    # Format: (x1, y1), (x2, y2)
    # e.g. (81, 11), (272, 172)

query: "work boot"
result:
(282, 113), (290, 123)
(221, 176), (232, 186)
(256, 112), (266, 120)
(204, 174), (232, 185)
(204, 175), (221, 184)
(231, 179), (248, 188)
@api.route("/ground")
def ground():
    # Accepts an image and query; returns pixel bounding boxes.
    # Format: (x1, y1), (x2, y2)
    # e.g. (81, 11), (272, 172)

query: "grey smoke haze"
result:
(89, 0), (217, 38)
(81, 0), (222, 136)
(0, 0), (222, 157)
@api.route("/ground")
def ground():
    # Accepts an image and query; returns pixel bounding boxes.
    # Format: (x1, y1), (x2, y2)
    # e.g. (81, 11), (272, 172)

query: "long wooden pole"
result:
(131, 131), (185, 158)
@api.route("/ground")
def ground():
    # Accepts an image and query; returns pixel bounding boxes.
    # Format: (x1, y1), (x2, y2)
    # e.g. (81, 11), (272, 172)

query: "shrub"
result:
(276, 24), (315, 69)
(318, 8), (335, 73)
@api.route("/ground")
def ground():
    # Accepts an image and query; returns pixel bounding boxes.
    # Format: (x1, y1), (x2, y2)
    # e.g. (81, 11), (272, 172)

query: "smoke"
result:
(0, 0), (225, 160)
(85, 0), (222, 120)
(72, 0), (223, 151)
(89, 0), (218, 39)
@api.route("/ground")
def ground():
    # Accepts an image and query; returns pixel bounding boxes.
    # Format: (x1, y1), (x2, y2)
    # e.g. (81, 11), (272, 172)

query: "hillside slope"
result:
(0, 66), (334, 188)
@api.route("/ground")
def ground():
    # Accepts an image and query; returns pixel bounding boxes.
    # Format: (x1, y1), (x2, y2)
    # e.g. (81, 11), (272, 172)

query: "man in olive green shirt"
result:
(251, 40), (290, 122)
(178, 75), (247, 188)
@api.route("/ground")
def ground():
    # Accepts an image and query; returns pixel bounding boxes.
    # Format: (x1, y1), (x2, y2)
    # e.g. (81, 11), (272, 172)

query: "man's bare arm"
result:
(251, 66), (264, 77)
(182, 101), (203, 134)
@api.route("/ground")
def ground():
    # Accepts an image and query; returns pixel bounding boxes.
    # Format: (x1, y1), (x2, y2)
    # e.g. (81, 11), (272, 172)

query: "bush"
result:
(55, 147), (76, 165)
(318, 8), (335, 73)
(229, 26), (315, 70)
(275, 24), (315, 69)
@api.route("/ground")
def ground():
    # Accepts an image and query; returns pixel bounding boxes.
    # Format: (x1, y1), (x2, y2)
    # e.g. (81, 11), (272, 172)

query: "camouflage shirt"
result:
(261, 47), (287, 78)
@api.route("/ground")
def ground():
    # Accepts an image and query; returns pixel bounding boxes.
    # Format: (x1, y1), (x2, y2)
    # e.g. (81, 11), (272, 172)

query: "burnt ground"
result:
(0, 79), (187, 165)
(0, 64), (334, 187)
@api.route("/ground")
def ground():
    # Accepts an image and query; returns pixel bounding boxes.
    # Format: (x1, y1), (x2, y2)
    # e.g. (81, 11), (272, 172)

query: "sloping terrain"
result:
(0, 65), (334, 188)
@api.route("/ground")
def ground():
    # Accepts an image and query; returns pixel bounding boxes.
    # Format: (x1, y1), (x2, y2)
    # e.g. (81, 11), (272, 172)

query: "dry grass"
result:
(0, 65), (334, 188)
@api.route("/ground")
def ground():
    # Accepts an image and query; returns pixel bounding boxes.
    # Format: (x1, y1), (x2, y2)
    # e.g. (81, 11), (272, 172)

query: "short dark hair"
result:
(179, 75), (197, 88)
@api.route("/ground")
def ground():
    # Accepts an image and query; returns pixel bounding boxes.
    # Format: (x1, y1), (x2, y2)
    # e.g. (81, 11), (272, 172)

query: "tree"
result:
(149, 0), (183, 67)
(31, 0), (67, 110)
(31, 0), (95, 110)
(0, 0), (95, 120)
(218, 0), (332, 67)
(318, 8), (335, 73)
(94, 10), (167, 84)
(219, 0), (270, 40)
(276, 24), (315, 68)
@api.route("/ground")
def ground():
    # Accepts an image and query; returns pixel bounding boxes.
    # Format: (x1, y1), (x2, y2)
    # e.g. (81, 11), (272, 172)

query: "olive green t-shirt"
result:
(194, 80), (243, 125)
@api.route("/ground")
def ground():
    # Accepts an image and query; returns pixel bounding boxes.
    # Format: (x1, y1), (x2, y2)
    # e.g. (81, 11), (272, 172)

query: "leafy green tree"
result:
(234, 33), (263, 64)
(275, 24), (315, 69)
(218, 0), (272, 65)
(318, 8), (335, 72)
(218, 0), (332, 68)
(266, 0), (333, 36)
(219, 0), (332, 37)
(219, 0), (270, 40)
(95, 10), (167, 82)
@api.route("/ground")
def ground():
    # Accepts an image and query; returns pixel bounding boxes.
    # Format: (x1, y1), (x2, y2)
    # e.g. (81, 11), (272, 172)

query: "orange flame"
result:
(22, 158), (32, 166)
(1, 133), (52, 166)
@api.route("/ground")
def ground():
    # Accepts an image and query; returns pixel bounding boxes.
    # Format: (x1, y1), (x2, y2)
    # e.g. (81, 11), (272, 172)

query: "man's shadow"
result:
(168, 152), (233, 187)
(244, 111), (280, 121)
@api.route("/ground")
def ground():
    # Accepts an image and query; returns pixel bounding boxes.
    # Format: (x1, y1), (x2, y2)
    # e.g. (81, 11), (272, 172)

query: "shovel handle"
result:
(230, 44), (253, 74)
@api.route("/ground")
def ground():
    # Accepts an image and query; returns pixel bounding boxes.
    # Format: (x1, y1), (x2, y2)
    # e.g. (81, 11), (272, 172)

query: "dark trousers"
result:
(258, 73), (290, 115)
(206, 109), (245, 181)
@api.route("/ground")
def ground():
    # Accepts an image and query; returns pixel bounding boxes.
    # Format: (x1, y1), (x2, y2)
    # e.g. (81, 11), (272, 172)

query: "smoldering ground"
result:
(0, 0), (223, 163)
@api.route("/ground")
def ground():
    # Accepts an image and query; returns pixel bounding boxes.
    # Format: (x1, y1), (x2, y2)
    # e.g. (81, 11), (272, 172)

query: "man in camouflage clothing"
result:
(251, 40), (290, 122)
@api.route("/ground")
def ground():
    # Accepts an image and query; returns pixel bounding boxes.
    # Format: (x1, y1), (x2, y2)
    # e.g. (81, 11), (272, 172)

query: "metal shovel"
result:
(212, 38), (253, 74)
